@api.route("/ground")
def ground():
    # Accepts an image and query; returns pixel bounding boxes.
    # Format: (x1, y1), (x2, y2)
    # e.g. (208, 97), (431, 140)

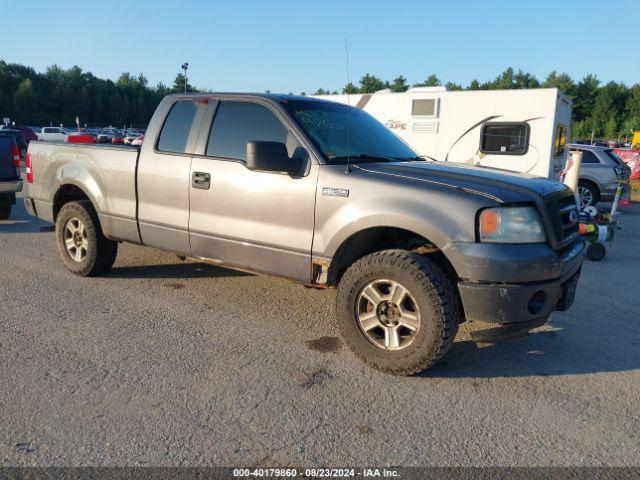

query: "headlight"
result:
(479, 206), (546, 243)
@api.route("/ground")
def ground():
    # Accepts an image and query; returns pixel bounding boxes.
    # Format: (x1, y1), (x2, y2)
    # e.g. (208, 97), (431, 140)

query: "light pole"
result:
(181, 62), (189, 93)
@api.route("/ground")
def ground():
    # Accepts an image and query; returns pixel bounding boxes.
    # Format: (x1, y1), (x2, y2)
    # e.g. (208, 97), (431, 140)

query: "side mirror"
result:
(246, 141), (301, 174)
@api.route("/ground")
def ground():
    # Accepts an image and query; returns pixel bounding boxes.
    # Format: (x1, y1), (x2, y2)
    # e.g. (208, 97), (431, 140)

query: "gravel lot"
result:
(1, 197), (639, 467)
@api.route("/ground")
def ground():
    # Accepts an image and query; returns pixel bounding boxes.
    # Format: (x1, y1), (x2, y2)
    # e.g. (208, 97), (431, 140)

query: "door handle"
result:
(192, 171), (211, 190)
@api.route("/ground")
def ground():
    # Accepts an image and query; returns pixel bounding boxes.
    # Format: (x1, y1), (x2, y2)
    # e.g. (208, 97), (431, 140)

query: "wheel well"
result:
(328, 227), (459, 288)
(53, 184), (90, 221)
(578, 178), (600, 193)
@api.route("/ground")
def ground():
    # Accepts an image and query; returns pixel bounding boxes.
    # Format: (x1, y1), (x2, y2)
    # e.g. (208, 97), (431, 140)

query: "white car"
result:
(123, 132), (143, 145)
(130, 134), (144, 146)
(37, 127), (69, 142)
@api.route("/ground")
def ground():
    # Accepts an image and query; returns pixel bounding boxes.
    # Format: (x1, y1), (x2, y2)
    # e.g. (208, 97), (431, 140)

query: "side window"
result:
(554, 125), (567, 158)
(157, 100), (198, 154)
(480, 122), (529, 155)
(579, 150), (600, 164)
(206, 102), (288, 161)
(44, 128), (54, 133)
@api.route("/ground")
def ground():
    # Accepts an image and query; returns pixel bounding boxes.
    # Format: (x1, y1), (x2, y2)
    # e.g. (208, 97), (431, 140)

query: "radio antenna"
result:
(345, 38), (352, 174)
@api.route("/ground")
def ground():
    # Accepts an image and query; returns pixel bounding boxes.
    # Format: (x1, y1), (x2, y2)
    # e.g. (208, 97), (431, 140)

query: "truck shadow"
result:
(105, 262), (253, 279)
(0, 218), (52, 234)
(421, 320), (640, 378)
(0, 196), (53, 234)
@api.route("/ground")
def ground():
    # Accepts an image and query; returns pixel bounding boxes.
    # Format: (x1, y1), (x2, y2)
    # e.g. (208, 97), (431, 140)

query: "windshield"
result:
(280, 99), (417, 164)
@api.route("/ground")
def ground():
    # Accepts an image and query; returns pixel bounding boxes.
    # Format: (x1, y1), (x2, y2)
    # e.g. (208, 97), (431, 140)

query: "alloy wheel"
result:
(356, 279), (421, 351)
(63, 217), (89, 262)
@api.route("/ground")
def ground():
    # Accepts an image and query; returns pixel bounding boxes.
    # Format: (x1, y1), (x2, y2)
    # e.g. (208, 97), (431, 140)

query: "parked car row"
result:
(1, 125), (145, 146)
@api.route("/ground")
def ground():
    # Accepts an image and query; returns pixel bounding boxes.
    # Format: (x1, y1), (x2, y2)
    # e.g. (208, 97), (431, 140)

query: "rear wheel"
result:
(55, 200), (117, 276)
(578, 180), (600, 209)
(336, 249), (459, 376)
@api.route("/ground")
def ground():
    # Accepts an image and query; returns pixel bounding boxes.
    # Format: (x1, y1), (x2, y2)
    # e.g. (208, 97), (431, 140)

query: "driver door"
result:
(188, 99), (318, 282)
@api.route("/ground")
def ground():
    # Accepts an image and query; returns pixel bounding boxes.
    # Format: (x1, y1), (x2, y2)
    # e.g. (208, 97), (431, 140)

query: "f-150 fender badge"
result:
(322, 187), (349, 197)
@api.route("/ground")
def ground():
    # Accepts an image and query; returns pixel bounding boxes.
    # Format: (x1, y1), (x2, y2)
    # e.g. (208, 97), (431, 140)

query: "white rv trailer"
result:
(315, 87), (572, 179)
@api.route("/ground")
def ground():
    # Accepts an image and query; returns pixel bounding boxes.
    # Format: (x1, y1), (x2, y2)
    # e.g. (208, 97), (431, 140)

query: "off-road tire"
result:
(336, 249), (460, 376)
(55, 200), (117, 276)
(0, 204), (11, 220)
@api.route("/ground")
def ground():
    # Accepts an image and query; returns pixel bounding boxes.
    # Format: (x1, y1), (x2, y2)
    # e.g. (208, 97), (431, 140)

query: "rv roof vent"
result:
(374, 89), (392, 94)
(412, 120), (439, 133)
(407, 86), (448, 93)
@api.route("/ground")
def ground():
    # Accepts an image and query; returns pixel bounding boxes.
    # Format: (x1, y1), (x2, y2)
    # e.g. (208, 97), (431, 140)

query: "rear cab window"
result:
(480, 122), (529, 155)
(157, 100), (199, 154)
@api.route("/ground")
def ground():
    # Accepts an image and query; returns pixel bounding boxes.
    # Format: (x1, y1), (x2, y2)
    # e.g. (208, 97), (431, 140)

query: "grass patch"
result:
(631, 180), (640, 203)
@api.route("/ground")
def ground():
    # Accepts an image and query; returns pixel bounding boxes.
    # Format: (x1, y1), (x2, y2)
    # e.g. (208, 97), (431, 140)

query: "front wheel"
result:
(55, 200), (118, 276)
(336, 250), (460, 376)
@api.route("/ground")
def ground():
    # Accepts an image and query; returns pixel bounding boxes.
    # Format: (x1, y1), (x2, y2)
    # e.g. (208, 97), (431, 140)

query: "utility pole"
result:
(181, 63), (189, 93)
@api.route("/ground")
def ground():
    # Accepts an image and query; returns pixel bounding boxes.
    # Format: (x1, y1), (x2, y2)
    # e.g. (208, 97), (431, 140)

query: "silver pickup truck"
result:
(24, 93), (584, 375)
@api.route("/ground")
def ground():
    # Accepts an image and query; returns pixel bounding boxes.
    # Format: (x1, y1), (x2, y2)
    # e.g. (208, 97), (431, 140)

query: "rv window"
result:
(411, 99), (437, 117)
(480, 123), (529, 155)
(554, 125), (567, 158)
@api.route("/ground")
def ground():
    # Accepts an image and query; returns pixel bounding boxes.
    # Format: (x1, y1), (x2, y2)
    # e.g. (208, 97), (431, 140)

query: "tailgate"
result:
(0, 137), (18, 180)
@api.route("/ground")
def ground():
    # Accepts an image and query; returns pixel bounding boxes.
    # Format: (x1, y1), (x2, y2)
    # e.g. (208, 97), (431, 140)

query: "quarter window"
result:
(480, 123), (529, 155)
(157, 100), (198, 154)
(207, 102), (287, 161)
(579, 150), (600, 164)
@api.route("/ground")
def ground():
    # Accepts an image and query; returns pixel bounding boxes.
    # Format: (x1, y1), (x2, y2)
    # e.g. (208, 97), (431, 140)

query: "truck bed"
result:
(25, 141), (141, 243)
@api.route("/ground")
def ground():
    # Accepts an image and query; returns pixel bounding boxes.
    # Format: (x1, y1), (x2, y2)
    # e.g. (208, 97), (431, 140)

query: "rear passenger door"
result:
(137, 98), (207, 253)
(188, 99), (318, 282)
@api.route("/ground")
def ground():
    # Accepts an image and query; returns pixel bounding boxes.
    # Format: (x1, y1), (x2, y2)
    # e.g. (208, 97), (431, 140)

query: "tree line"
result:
(2, 60), (639, 139)
(0, 60), (194, 128)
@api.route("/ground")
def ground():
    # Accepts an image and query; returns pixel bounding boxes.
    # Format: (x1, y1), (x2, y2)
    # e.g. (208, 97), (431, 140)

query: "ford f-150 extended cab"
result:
(23, 93), (584, 375)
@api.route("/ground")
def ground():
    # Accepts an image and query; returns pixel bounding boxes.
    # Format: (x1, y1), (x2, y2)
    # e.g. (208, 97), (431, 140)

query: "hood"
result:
(354, 161), (569, 203)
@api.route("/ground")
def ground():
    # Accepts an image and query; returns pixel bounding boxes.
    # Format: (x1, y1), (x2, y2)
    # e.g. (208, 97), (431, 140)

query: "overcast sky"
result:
(2, 0), (636, 92)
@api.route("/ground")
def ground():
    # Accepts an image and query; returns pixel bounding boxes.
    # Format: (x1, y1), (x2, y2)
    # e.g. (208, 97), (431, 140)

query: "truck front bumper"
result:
(448, 238), (584, 325)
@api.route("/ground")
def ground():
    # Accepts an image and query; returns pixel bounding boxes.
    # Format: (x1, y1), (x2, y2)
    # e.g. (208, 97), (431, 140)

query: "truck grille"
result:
(543, 192), (579, 251)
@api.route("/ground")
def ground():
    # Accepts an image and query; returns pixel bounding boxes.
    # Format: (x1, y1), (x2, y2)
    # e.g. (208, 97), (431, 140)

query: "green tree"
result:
(390, 75), (409, 92)
(445, 82), (463, 91)
(172, 73), (195, 93)
(513, 70), (540, 89)
(573, 74), (600, 122)
(342, 82), (358, 94)
(468, 79), (481, 90)
(358, 74), (386, 93)
(543, 71), (575, 96)
(413, 74), (440, 87)
(605, 117), (618, 139)
(12, 78), (37, 123)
